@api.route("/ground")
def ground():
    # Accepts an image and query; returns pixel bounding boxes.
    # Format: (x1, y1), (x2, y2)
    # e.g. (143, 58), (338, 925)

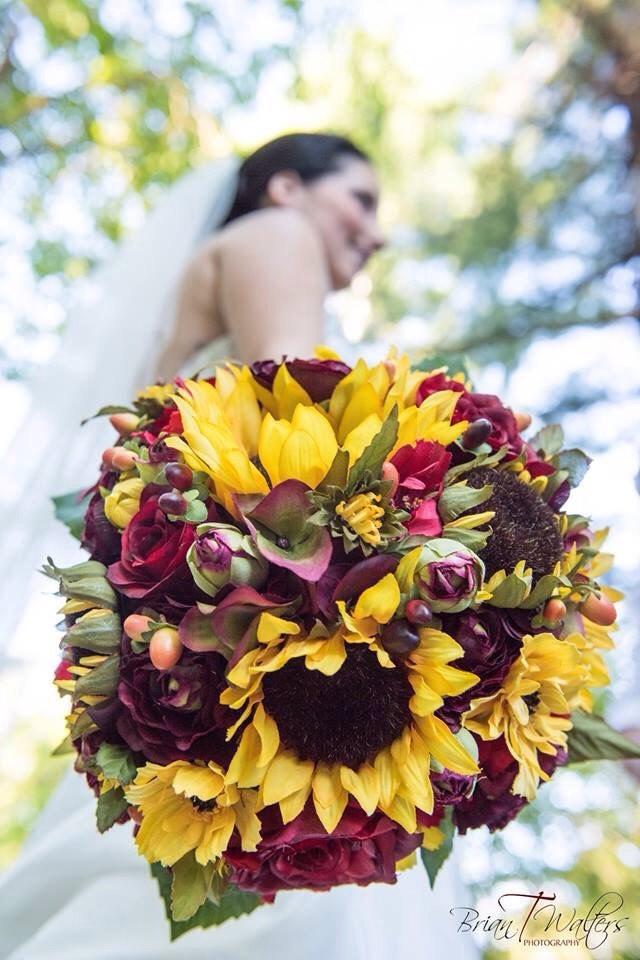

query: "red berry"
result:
(158, 492), (187, 516)
(380, 620), (420, 656)
(404, 599), (433, 626)
(165, 462), (193, 491)
(461, 418), (492, 449)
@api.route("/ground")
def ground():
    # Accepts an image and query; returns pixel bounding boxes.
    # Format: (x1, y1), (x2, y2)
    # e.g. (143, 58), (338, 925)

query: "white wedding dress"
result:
(0, 332), (479, 960)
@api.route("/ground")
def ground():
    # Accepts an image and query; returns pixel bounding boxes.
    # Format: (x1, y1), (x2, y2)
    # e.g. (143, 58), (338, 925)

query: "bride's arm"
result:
(217, 208), (330, 364)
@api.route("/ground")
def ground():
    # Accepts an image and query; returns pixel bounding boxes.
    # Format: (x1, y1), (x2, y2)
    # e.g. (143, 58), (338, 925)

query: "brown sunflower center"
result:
(464, 467), (563, 581)
(261, 643), (413, 769)
(190, 797), (216, 813)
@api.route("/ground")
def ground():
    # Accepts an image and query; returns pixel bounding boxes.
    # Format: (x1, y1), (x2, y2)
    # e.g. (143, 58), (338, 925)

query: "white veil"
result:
(0, 155), (241, 664)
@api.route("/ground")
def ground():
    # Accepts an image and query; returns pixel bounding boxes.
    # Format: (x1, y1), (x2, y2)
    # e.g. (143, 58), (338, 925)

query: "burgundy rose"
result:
(107, 493), (197, 603)
(251, 357), (351, 402)
(225, 801), (421, 901)
(116, 640), (232, 765)
(437, 608), (532, 728)
(81, 472), (122, 565)
(417, 374), (523, 459)
(453, 735), (567, 833)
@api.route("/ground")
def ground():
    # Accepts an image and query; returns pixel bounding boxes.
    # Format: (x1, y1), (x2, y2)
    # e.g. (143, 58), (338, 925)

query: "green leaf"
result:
(80, 404), (136, 426)
(96, 786), (129, 833)
(529, 423), (564, 456)
(419, 807), (454, 887)
(151, 863), (262, 941)
(318, 448), (350, 492)
(486, 567), (533, 608)
(64, 609), (122, 653)
(96, 742), (138, 785)
(42, 558), (108, 581)
(440, 525), (493, 553)
(183, 500), (208, 523)
(437, 482), (493, 524)
(73, 654), (120, 700)
(51, 734), (74, 756)
(566, 709), (640, 764)
(552, 448), (592, 488)
(52, 489), (93, 540)
(349, 405), (399, 488)
(171, 852), (216, 922)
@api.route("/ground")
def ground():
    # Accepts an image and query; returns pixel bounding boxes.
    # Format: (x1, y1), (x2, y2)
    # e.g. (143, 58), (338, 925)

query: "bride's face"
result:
(267, 158), (386, 289)
(304, 158), (385, 289)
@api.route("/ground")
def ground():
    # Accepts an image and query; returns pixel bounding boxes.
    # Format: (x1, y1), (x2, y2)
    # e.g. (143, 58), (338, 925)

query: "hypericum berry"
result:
(165, 462), (193, 491)
(149, 627), (183, 670)
(123, 614), (152, 642)
(101, 447), (118, 469)
(158, 491), (187, 516)
(380, 619), (420, 657)
(515, 411), (532, 431)
(111, 448), (138, 471)
(404, 599), (433, 626)
(461, 418), (493, 449)
(381, 461), (400, 497)
(543, 598), (566, 623)
(109, 413), (140, 435)
(579, 593), (617, 626)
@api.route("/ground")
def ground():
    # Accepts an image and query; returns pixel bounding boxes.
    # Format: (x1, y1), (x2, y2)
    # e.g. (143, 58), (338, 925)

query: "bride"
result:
(0, 132), (479, 959)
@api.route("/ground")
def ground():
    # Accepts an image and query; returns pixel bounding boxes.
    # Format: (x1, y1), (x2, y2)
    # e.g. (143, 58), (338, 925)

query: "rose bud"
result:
(109, 413), (140, 435)
(381, 461), (400, 497)
(165, 462), (193, 492)
(104, 477), (144, 528)
(158, 491), (188, 516)
(187, 522), (268, 597)
(380, 619), (420, 656)
(111, 448), (139, 471)
(123, 614), (152, 643)
(414, 537), (485, 613)
(149, 626), (183, 670)
(579, 593), (617, 626)
(543, 598), (566, 623)
(404, 598), (433, 626)
(515, 411), (532, 431)
(461, 418), (493, 450)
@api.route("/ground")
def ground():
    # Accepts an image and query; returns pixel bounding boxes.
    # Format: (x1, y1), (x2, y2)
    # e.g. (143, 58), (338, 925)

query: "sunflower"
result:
(461, 631), (590, 801)
(124, 759), (261, 867)
(220, 576), (480, 838)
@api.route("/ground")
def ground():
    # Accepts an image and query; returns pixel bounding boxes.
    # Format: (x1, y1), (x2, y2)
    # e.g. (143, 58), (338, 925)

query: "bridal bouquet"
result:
(46, 349), (638, 939)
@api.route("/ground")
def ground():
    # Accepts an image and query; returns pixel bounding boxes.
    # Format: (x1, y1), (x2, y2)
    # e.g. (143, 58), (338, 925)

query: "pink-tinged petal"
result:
(407, 499), (443, 537)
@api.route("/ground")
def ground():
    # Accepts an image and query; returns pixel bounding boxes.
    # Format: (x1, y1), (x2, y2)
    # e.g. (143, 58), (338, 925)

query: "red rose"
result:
(225, 802), (421, 901)
(107, 494), (197, 602)
(417, 374), (523, 459)
(389, 440), (450, 535)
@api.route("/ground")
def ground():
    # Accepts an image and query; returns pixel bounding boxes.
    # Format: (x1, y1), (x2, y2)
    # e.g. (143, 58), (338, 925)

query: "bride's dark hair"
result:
(221, 132), (369, 225)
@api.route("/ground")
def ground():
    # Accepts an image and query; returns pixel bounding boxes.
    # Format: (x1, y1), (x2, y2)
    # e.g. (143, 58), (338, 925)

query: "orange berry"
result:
(381, 461), (400, 497)
(149, 627), (183, 670)
(109, 413), (140, 435)
(515, 411), (532, 431)
(543, 598), (566, 622)
(123, 614), (152, 643)
(111, 448), (138, 471)
(101, 447), (118, 469)
(579, 593), (617, 626)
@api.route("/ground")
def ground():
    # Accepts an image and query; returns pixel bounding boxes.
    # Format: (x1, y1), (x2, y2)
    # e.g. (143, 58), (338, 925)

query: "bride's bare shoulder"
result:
(213, 207), (325, 260)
